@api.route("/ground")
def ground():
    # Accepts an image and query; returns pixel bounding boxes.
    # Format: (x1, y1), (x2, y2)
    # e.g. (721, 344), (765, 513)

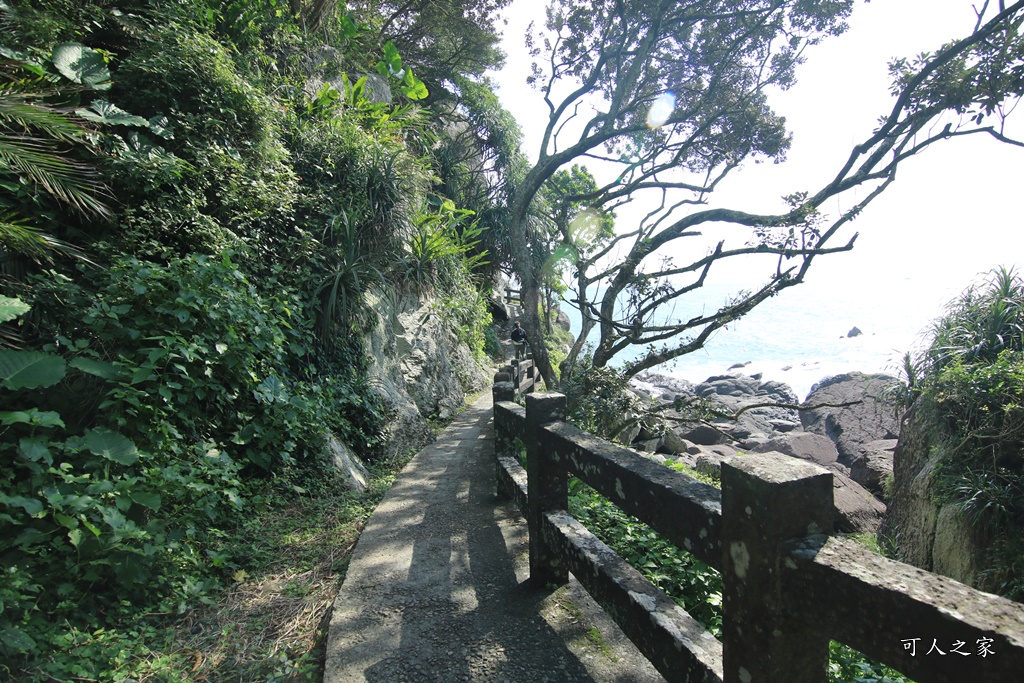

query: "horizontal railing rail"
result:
(490, 389), (1024, 683)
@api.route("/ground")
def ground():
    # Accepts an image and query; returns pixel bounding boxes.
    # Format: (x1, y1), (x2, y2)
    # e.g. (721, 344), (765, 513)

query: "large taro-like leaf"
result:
(51, 42), (110, 88)
(83, 428), (139, 466)
(0, 296), (30, 324)
(76, 100), (149, 127)
(0, 350), (66, 390)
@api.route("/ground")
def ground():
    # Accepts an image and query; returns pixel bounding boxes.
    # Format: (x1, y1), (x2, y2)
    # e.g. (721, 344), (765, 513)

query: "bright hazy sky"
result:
(488, 0), (1024, 306)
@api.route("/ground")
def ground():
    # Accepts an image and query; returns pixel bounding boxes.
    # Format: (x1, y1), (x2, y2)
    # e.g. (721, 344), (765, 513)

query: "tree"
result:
(537, 164), (613, 341)
(351, 0), (511, 103)
(505, 0), (1024, 387)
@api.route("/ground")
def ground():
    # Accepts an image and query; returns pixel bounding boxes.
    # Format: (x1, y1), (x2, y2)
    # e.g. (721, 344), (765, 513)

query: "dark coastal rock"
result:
(847, 326), (863, 337)
(750, 450), (885, 533)
(831, 467), (887, 533)
(850, 439), (897, 497)
(750, 432), (841, 470)
(801, 372), (900, 469)
(681, 423), (726, 446)
(694, 445), (740, 478)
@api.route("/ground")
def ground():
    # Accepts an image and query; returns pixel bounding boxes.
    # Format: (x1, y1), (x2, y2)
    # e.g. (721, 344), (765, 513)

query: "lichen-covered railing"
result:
(491, 390), (1024, 683)
(494, 357), (536, 397)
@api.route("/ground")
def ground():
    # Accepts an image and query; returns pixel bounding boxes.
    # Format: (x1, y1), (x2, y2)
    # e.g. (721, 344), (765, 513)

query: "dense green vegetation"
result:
(0, 0), (510, 678)
(892, 266), (1024, 600)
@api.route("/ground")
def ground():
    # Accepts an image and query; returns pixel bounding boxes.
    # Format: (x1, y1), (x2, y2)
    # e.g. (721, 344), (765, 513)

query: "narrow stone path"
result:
(324, 392), (663, 683)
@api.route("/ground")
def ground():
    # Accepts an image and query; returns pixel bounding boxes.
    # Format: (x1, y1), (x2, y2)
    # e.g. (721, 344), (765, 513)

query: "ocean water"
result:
(561, 271), (974, 402)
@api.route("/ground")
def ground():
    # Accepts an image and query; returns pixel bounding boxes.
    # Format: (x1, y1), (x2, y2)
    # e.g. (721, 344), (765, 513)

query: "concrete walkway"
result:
(324, 392), (663, 683)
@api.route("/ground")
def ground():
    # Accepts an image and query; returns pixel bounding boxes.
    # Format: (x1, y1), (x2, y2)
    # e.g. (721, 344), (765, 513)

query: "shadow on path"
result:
(324, 393), (662, 683)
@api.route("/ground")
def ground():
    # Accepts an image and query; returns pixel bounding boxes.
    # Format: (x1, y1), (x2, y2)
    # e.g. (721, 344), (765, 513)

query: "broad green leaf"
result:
(13, 527), (47, 547)
(131, 491), (161, 511)
(67, 528), (83, 547)
(148, 115), (174, 139)
(0, 627), (36, 654)
(0, 409), (65, 427)
(76, 100), (149, 127)
(83, 428), (139, 466)
(51, 42), (110, 88)
(255, 374), (288, 403)
(0, 350), (66, 389)
(101, 506), (126, 530)
(0, 493), (42, 516)
(18, 437), (51, 464)
(381, 41), (403, 74)
(82, 517), (101, 537)
(0, 296), (29, 323)
(70, 356), (122, 380)
(399, 76), (428, 101)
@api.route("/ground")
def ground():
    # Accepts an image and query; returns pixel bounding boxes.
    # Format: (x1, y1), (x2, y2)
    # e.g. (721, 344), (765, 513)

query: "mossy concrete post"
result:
(492, 381), (516, 501)
(526, 392), (568, 587)
(721, 453), (834, 683)
(493, 380), (514, 402)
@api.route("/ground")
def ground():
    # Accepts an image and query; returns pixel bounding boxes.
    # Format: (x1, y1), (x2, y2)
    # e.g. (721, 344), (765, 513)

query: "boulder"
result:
(555, 308), (572, 333)
(681, 423), (726, 446)
(696, 374), (760, 398)
(847, 326), (863, 338)
(801, 372), (900, 468)
(325, 434), (370, 492)
(693, 445), (740, 478)
(660, 428), (694, 455)
(831, 468), (887, 533)
(633, 438), (662, 453)
(750, 432), (841, 470)
(749, 450), (885, 533)
(850, 439), (897, 497)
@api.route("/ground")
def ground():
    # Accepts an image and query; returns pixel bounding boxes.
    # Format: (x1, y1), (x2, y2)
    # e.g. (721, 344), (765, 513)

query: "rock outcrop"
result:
(365, 291), (489, 459)
(631, 369), (897, 534)
(880, 403), (992, 588)
(801, 372), (900, 483)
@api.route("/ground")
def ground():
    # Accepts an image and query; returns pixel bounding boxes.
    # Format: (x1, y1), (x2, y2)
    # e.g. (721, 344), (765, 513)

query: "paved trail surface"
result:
(324, 392), (663, 683)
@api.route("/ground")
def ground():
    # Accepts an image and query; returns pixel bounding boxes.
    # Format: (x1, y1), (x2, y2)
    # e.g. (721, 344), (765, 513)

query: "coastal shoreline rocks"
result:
(628, 369), (900, 533)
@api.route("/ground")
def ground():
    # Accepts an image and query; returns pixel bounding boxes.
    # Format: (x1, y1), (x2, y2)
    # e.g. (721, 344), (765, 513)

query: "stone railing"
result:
(494, 358), (536, 398)
(491, 390), (1024, 683)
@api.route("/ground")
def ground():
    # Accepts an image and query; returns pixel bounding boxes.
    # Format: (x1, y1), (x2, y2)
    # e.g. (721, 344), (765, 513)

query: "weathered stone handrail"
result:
(491, 391), (1024, 683)
(493, 357), (536, 399)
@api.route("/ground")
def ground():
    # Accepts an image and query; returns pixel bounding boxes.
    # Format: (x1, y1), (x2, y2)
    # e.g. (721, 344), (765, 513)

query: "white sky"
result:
(488, 0), (1024, 306)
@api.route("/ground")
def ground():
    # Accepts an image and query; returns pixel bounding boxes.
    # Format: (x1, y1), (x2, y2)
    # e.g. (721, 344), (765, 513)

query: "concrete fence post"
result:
(492, 381), (514, 405)
(720, 453), (834, 683)
(526, 392), (568, 587)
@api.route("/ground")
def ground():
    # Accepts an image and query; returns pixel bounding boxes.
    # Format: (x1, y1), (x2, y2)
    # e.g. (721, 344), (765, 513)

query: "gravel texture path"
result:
(324, 392), (664, 683)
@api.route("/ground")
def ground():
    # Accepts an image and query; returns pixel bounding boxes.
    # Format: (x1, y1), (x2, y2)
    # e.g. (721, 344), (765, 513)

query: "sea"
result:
(560, 267), (987, 402)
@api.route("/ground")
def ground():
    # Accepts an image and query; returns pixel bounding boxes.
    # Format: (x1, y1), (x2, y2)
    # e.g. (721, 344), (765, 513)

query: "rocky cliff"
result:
(365, 291), (490, 459)
(879, 401), (994, 590)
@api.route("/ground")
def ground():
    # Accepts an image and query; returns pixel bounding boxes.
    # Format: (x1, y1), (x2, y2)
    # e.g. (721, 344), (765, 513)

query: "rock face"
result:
(325, 434), (370, 493)
(880, 403), (992, 588)
(365, 291), (489, 459)
(801, 372), (900, 476)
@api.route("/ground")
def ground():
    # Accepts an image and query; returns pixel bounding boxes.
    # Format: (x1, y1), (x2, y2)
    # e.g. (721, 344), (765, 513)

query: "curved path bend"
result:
(324, 392), (663, 683)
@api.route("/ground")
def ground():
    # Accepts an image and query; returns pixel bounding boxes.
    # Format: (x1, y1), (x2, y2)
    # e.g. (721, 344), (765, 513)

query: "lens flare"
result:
(646, 91), (676, 129)
(568, 208), (602, 248)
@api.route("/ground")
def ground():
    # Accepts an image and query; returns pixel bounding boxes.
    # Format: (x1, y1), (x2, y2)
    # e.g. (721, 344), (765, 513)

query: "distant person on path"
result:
(510, 321), (528, 360)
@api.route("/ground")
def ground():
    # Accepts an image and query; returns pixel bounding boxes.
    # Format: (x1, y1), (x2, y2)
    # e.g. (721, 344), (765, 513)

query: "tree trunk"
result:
(520, 280), (558, 389)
